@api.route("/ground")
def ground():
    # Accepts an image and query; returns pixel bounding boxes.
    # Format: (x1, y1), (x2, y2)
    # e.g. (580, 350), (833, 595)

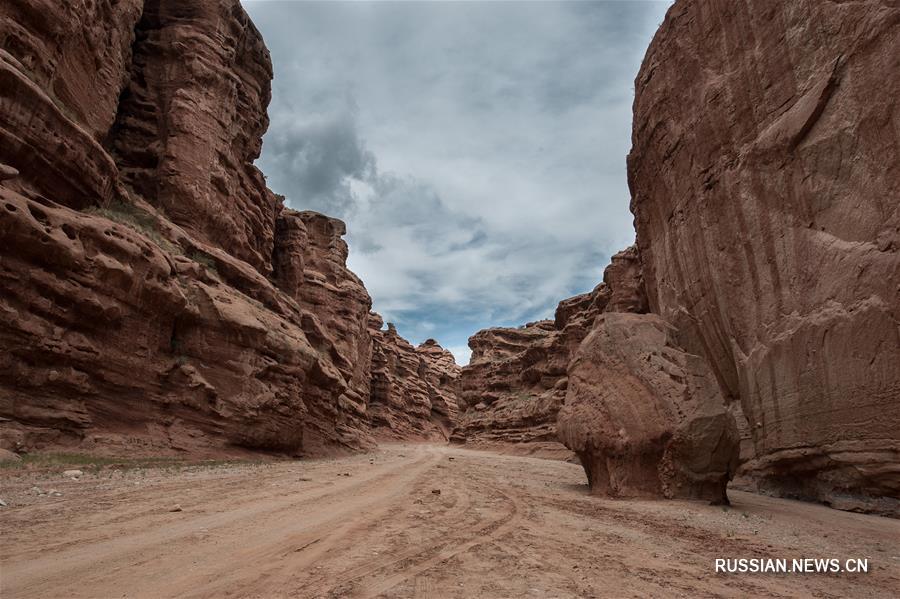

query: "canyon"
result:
(0, 0), (896, 514)
(1, 0), (899, 596)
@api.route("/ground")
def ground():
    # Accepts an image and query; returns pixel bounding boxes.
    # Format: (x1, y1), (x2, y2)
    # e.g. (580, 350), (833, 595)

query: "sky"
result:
(241, 0), (672, 365)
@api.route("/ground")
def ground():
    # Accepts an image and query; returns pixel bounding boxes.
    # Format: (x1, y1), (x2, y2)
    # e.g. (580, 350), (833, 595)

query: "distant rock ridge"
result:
(368, 316), (460, 440)
(0, 0), (458, 457)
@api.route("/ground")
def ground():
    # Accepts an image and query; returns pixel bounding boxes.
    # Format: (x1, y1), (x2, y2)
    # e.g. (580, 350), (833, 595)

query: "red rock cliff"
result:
(106, 0), (278, 272)
(455, 246), (740, 502)
(0, 0), (457, 457)
(628, 0), (900, 512)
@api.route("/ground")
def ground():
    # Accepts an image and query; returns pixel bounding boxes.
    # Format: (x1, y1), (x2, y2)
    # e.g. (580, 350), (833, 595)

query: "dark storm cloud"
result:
(262, 108), (375, 214)
(241, 0), (672, 364)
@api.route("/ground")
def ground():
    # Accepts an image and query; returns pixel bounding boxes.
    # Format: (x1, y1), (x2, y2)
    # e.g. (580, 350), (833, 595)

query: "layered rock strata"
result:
(106, 0), (278, 272)
(0, 0), (458, 457)
(628, 0), (900, 513)
(369, 317), (460, 440)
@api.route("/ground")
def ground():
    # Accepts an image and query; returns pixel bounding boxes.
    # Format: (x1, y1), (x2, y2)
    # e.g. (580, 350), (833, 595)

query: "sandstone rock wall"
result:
(106, 0), (278, 272)
(0, 0), (458, 457)
(0, 0), (140, 209)
(628, 0), (900, 512)
(369, 317), (460, 440)
(415, 339), (461, 431)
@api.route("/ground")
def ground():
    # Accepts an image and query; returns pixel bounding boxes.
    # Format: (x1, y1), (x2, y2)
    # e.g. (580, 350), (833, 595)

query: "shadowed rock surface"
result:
(0, 0), (458, 457)
(628, 0), (900, 513)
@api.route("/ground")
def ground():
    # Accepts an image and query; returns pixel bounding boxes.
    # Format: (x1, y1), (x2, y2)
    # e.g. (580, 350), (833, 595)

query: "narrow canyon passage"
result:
(2, 445), (897, 599)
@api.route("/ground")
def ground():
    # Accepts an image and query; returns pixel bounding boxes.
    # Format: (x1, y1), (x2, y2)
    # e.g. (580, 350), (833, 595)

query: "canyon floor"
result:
(1, 444), (898, 599)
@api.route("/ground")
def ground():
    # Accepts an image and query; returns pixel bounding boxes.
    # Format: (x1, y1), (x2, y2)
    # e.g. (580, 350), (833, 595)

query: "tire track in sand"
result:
(2, 447), (439, 599)
(335, 472), (525, 598)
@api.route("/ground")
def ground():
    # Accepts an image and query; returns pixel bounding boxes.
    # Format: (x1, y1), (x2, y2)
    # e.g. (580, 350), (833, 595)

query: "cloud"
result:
(241, 0), (672, 364)
(261, 107), (375, 215)
(446, 345), (473, 367)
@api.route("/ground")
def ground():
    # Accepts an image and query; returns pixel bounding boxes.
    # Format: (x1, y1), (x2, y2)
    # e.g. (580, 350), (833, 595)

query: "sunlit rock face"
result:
(627, 0), (900, 513)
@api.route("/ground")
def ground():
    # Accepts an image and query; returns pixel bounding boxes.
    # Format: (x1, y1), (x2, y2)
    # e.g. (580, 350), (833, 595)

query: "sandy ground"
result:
(1, 443), (898, 598)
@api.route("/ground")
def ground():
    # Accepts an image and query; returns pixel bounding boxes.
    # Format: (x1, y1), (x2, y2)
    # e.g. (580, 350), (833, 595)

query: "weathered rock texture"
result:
(454, 319), (565, 450)
(628, 0), (900, 512)
(558, 313), (739, 502)
(556, 249), (738, 502)
(106, 0), (278, 272)
(369, 317), (459, 440)
(0, 186), (367, 456)
(0, 0), (458, 457)
(0, 0), (140, 209)
(415, 338), (462, 432)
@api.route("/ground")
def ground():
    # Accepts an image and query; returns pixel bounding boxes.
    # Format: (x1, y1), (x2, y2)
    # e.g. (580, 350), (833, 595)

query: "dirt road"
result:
(2, 443), (898, 598)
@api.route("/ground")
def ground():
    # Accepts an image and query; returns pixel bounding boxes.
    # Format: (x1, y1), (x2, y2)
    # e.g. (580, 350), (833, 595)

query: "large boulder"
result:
(558, 313), (739, 503)
(452, 246), (656, 459)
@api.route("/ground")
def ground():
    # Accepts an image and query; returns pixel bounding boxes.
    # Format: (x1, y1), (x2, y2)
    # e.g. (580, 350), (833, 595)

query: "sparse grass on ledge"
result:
(85, 201), (182, 256)
(187, 250), (219, 274)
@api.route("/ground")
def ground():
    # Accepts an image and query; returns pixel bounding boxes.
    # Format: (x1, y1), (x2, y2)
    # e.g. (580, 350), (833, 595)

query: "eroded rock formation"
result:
(558, 313), (739, 502)
(455, 0), (898, 513)
(628, 0), (900, 513)
(106, 0), (278, 272)
(455, 245), (740, 501)
(369, 317), (459, 440)
(453, 320), (564, 451)
(0, 0), (458, 457)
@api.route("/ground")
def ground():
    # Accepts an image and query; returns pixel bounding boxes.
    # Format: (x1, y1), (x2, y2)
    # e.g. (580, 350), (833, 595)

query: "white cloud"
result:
(446, 345), (473, 367)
